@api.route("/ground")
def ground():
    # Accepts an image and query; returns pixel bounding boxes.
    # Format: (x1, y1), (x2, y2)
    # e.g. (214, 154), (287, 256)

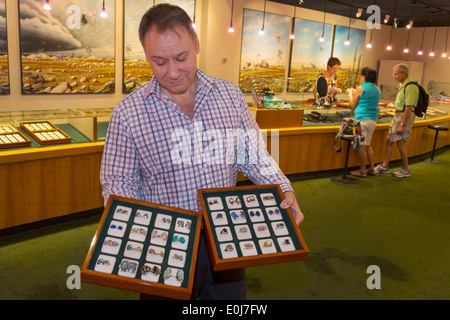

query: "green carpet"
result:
(0, 148), (449, 300)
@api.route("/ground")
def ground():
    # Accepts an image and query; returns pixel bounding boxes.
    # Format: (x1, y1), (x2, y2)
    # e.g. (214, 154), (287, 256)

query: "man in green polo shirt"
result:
(375, 63), (419, 178)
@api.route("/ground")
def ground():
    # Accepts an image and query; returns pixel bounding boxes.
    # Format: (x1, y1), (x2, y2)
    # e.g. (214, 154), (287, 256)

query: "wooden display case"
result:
(198, 184), (308, 271)
(81, 195), (202, 300)
(0, 123), (31, 149)
(20, 120), (71, 145)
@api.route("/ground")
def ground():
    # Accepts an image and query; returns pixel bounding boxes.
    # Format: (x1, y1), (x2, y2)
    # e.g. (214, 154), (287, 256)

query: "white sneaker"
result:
(374, 163), (389, 174)
(392, 168), (411, 178)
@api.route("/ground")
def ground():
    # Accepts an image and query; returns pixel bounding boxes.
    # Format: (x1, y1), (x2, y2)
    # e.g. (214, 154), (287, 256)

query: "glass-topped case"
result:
(0, 108), (113, 151)
(244, 76), (450, 127)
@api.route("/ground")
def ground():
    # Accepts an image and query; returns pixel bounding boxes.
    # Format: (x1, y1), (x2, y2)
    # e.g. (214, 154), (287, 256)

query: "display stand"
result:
(198, 184), (308, 271)
(81, 195), (202, 300)
(20, 120), (72, 145)
(0, 123), (31, 149)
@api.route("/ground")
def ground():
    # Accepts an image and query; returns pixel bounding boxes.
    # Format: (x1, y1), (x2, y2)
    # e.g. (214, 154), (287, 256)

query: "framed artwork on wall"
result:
(0, 0), (9, 95)
(123, 0), (196, 94)
(18, 0), (116, 94)
(289, 18), (333, 93)
(239, 8), (291, 93)
(332, 25), (366, 91)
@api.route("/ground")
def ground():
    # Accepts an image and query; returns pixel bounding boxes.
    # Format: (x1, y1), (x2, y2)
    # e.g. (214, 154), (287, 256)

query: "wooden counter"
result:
(0, 143), (104, 230)
(263, 115), (450, 176)
(1, 115), (449, 230)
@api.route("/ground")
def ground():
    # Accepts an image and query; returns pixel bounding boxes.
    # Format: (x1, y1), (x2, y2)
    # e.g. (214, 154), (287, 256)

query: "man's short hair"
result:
(139, 4), (196, 46)
(394, 63), (409, 76)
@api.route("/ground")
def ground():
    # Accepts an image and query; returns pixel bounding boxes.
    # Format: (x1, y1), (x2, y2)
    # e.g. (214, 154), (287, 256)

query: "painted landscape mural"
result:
(19, 0), (115, 94)
(239, 9), (291, 93)
(0, 0), (8, 94)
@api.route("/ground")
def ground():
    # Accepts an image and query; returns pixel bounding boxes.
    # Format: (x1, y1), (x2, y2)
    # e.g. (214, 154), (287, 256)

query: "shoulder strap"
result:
(403, 81), (418, 111)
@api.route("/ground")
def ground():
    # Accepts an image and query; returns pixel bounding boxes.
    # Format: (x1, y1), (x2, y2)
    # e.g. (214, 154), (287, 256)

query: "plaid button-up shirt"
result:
(100, 69), (293, 212)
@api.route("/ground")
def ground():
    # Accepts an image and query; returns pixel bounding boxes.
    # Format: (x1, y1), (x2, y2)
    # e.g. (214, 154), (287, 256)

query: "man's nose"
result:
(167, 60), (180, 78)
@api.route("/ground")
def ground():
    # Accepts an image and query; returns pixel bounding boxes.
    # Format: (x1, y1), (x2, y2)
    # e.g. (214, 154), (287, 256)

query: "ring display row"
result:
(94, 254), (185, 287)
(219, 236), (296, 258)
(92, 204), (194, 287)
(207, 192), (277, 211)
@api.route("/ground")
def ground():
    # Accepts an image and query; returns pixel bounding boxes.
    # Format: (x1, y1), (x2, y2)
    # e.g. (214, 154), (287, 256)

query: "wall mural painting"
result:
(19, 0), (115, 94)
(0, 0), (9, 95)
(289, 18), (333, 93)
(332, 25), (366, 91)
(123, 0), (195, 94)
(239, 8), (291, 93)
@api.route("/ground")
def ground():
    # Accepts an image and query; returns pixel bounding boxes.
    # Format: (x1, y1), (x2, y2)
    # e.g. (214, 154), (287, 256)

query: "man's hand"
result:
(281, 190), (304, 225)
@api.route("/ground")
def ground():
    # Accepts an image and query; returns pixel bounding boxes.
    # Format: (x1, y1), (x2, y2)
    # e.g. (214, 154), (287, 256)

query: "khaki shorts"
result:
(388, 112), (415, 142)
(360, 120), (377, 146)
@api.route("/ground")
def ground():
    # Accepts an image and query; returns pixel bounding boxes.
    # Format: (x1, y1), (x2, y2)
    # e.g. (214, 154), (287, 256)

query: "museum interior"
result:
(0, 0), (449, 301)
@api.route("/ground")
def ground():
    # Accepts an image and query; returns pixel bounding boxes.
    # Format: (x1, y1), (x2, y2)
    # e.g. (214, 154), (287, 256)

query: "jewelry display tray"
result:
(81, 195), (202, 300)
(0, 123), (31, 149)
(20, 120), (72, 145)
(199, 184), (308, 271)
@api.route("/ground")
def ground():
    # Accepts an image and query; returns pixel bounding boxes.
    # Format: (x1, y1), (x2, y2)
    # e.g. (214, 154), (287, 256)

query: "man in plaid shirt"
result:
(100, 3), (303, 300)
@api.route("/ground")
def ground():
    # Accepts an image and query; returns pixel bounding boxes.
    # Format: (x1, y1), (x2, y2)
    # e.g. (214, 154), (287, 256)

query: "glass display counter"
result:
(244, 75), (450, 128)
(0, 109), (96, 150)
(0, 108), (115, 151)
(76, 108), (113, 142)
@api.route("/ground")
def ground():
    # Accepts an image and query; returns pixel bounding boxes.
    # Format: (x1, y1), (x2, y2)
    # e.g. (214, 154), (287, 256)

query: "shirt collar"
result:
(143, 68), (215, 100)
(399, 77), (412, 88)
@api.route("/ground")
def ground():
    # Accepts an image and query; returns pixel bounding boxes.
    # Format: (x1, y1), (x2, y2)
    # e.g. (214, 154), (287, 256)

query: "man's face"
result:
(143, 25), (200, 96)
(393, 67), (407, 83)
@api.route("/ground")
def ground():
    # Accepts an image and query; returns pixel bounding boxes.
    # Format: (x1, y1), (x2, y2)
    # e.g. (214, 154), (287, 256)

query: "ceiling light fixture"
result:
(259, 0), (267, 36)
(383, 14), (390, 24)
(344, 0), (353, 46)
(100, 0), (107, 18)
(407, 20), (414, 29)
(43, 0), (51, 11)
(290, 4), (296, 39)
(418, 7), (429, 56)
(356, 8), (363, 18)
(429, 23), (438, 57)
(192, 0), (197, 29)
(228, 0), (235, 33)
(319, 0), (327, 43)
(442, 16), (450, 58)
(386, 0), (397, 51)
(366, 0), (377, 49)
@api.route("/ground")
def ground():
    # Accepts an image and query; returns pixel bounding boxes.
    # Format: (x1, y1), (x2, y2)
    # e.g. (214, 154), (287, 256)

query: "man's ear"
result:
(194, 34), (200, 54)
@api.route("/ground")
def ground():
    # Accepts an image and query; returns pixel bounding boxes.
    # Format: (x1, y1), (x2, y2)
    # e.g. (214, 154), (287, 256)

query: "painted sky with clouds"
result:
(240, 9), (290, 69)
(19, 0), (115, 57)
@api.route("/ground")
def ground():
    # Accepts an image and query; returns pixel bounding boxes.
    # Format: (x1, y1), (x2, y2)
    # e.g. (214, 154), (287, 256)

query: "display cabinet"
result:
(0, 109), (96, 149)
(198, 184), (308, 271)
(75, 108), (113, 142)
(81, 195), (202, 300)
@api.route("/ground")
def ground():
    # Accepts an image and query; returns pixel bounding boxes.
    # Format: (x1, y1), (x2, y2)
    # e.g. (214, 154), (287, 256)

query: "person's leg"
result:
(358, 146), (367, 172)
(397, 139), (409, 171)
(383, 139), (394, 168)
(366, 145), (374, 171)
